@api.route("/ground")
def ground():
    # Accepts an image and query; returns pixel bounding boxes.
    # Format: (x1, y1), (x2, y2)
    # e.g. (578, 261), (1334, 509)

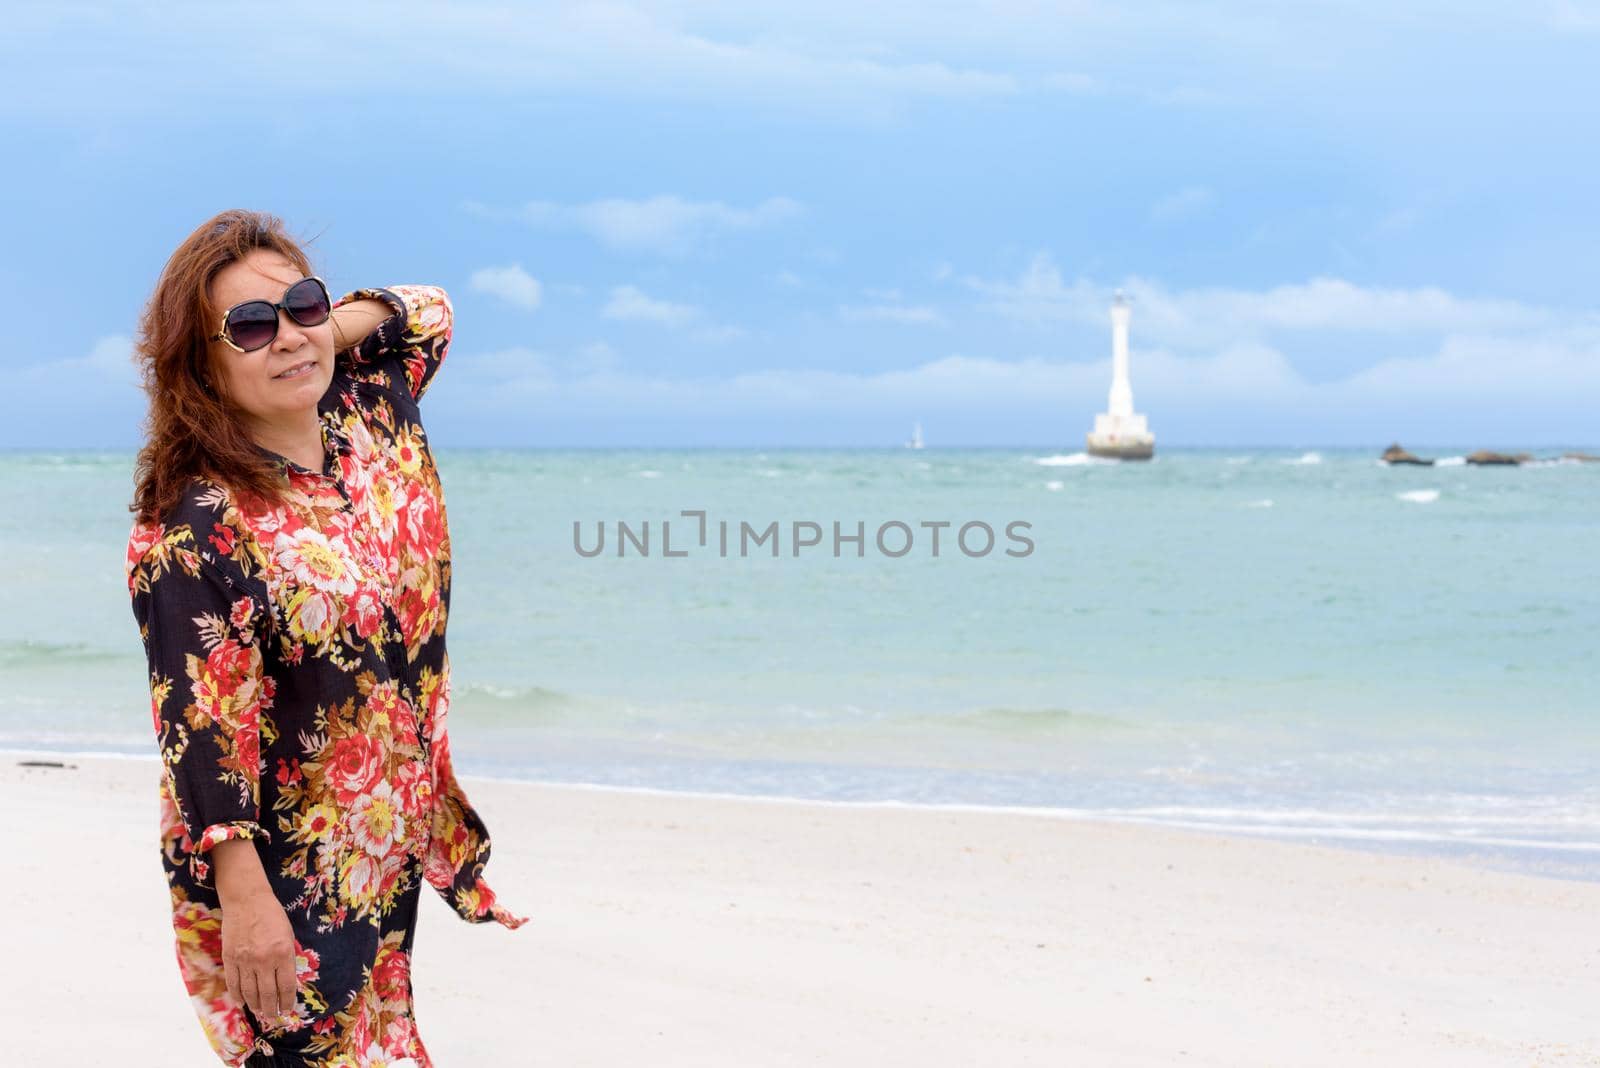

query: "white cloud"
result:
(13, 320), (1599, 448)
(603, 285), (700, 327)
(469, 264), (544, 309)
(19, 335), (140, 384)
(1040, 71), (1102, 94)
(6, 3), (1036, 121)
(598, 285), (748, 343)
(465, 195), (800, 255)
(1145, 85), (1230, 107)
(447, 340), (634, 384)
(449, 345), (553, 384)
(965, 253), (1567, 346)
(840, 303), (947, 326)
(1337, 328), (1600, 400)
(11, 1), (1585, 129)
(571, 341), (620, 374)
(7, 336), (143, 447)
(417, 323), (1600, 447)
(690, 324), (749, 344)
(1548, 1), (1600, 32)
(1148, 185), (1215, 224)
(414, 257), (1599, 444)
(963, 252), (1095, 325)
(598, 286), (745, 343)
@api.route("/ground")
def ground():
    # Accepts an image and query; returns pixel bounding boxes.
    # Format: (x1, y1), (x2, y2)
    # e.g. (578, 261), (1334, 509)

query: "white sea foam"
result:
(636, 469), (662, 478)
(1282, 451), (1322, 465)
(1244, 498), (1274, 509)
(1397, 489), (1440, 503)
(1033, 452), (1097, 467)
(1045, 480), (1065, 491)
(1436, 456), (1466, 467)
(1105, 802), (1600, 829)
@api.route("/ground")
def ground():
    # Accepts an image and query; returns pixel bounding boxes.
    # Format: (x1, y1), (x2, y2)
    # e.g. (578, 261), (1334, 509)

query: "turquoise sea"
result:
(3, 447), (1596, 881)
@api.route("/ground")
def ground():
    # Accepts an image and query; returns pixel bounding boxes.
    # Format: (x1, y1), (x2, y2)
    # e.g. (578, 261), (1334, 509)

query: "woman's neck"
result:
(248, 408), (325, 472)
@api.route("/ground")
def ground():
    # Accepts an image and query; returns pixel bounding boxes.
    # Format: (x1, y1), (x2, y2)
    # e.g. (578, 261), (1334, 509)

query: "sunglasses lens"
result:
(285, 278), (330, 326)
(227, 302), (278, 351)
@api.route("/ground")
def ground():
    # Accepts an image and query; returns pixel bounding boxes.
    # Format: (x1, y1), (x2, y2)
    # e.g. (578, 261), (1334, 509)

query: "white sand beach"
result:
(5, 752), (1597, 1066)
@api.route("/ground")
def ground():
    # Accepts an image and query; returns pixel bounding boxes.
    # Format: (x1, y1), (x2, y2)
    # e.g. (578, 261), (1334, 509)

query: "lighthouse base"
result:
(1086, 413), (1155, 461)
(1086, 436), (1155, 461)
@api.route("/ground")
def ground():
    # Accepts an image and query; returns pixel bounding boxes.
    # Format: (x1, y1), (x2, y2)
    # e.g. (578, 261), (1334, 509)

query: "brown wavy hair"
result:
(129, 209), (324, 525)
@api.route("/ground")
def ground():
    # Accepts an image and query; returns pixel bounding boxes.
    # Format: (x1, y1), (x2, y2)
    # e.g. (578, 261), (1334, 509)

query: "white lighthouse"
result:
(1085, 290), (1155, 460)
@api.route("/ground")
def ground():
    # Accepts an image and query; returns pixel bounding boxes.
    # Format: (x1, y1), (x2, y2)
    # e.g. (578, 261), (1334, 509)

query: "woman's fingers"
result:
(241, 966), (263, 1018)
(274, 957), (298, 1019)
(225, 959), (244, 1008)
(257, 961), (282, 1018)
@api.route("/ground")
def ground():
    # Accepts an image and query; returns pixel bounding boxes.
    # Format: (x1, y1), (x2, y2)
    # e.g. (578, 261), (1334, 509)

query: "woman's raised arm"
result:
(332, 284), (454, 403)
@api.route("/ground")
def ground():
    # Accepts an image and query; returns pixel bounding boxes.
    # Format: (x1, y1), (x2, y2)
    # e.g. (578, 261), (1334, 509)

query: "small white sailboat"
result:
(905, 421), (924, 449)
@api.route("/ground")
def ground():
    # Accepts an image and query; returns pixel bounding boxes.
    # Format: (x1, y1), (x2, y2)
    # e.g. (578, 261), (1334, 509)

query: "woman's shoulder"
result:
(333, 351), (424, 431)
(125, 476), (268, 593)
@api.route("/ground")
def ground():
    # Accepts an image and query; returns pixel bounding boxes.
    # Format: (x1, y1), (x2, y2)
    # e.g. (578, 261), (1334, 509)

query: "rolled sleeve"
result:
(334, 284), (454, 402)
(130, 533), (273, 862)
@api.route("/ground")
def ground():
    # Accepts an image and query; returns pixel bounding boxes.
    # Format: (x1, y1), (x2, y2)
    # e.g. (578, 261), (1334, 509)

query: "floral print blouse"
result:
(126, 283), (525, 1068)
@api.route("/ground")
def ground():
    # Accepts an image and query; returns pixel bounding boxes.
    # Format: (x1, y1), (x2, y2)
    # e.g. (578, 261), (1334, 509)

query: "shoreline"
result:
(10, 743), (1598, 878)
(6, 745), (1596, 886)
(8, 751), (1600, 1065)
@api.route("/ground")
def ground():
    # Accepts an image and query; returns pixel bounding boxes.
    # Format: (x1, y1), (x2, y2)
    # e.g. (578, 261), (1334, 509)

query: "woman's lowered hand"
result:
(212, 837), (299, 1022)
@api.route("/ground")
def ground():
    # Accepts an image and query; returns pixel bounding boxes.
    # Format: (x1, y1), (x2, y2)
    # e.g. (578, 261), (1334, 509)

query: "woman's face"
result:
(206, 249), (334, 425)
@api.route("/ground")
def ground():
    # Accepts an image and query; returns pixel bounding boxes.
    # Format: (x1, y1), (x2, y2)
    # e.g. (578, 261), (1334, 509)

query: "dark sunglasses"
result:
(209, 276), (332, 353)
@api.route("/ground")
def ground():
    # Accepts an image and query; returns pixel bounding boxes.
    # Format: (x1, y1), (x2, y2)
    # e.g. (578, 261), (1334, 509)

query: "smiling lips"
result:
(275, 360), (317, 380)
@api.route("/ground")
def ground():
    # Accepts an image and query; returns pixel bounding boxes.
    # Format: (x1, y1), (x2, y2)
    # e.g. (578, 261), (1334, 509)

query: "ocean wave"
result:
(1045, 480), (1064, 491)
(1102, 802), (1600, 829)
(0, 639), (126, 666)
(1435, 456), (1466, 466)
(906, 705), (1141, 735)
(1244, 498), (1274, 509)
(1094, 813), (1600, 852)
(452, 681), (584, 724)
(1396, 489), (1440, 503)
(1033, 453), (1102, 467)
(1281, 451), (1323, 465)
(458, 681), (573, 703)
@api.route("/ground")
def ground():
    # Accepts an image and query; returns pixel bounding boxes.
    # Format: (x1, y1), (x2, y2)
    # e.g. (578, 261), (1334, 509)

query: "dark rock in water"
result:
(1085, 442), (1154, 461)
(1561, 451), (1600, 463)
(1381, 443), (1433, 466)
(1465, 450), (1532, 466)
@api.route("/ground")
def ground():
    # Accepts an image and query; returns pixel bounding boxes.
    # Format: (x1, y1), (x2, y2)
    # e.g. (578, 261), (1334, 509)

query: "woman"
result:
(125, 210), (526, 1068)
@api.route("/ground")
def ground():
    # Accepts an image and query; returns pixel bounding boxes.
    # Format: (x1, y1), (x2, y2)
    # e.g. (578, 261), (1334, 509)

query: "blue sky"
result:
(4, 1), (1598, 448)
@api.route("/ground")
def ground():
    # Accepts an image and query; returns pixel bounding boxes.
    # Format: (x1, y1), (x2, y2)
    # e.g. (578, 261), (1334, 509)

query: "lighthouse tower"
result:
(1085, 291), (1155, 460)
